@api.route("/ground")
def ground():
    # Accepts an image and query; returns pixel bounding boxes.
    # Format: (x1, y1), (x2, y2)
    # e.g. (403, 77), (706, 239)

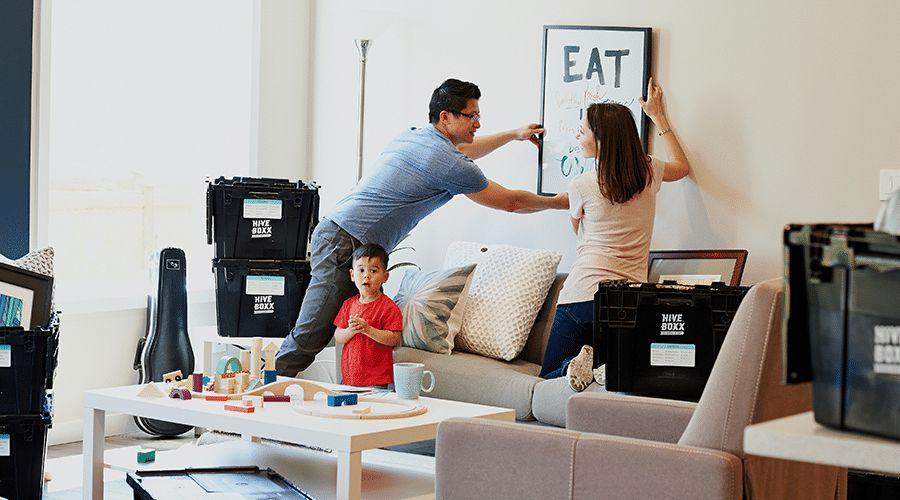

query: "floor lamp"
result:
(355, 39), (372, 182)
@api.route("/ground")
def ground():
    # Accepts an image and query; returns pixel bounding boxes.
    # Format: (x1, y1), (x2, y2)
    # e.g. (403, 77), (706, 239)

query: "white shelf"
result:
(744, 411), (900, 475)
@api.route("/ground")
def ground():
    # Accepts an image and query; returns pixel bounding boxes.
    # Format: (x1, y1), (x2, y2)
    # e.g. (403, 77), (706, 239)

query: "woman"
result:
(540, 78), (690, 391)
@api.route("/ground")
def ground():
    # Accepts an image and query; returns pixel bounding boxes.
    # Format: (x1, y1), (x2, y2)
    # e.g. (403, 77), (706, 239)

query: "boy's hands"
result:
(348, 315), (371, 336)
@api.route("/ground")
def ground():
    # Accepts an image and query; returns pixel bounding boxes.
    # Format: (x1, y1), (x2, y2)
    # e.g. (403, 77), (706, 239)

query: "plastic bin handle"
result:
(855, 255), (900, 273)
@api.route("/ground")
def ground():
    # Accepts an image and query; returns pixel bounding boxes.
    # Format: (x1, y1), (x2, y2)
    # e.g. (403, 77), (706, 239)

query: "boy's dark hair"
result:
(428, 78), (481, 124)
(352, 243), (390, 268)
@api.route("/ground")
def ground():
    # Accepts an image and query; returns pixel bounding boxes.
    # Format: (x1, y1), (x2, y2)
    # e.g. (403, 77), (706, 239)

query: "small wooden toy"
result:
(205, 394), (229, 402)
(137, 383), (166, 398)
(224, 404), (255, 413)
(169, 388), (191, 400)
(242, 395), (263, 409)
(162, 370), (184, 383)
(137, 449), (156, 463)
(327, 393), (358, 407)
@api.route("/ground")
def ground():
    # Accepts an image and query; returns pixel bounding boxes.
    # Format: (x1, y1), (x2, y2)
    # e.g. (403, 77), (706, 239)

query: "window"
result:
(48, 1), (255, 304)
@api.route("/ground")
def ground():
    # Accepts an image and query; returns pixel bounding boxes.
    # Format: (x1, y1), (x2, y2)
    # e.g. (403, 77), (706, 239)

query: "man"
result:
(276, 78), (568, 376)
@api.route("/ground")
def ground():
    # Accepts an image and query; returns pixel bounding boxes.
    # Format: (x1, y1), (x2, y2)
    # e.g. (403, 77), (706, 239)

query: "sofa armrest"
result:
(435, 417), (742, 500)
(567, 392), (696, 443)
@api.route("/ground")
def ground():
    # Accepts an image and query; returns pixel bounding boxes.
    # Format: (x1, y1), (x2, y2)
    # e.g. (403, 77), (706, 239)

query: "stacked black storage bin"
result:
(0, 314), (59, 500)
(594, 281), (749, 399)
(207, 177), (319, 338)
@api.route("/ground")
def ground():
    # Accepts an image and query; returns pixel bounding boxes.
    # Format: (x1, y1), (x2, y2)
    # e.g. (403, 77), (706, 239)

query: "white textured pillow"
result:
(444, 243), (561, 361)
(394, 264), (476, 355)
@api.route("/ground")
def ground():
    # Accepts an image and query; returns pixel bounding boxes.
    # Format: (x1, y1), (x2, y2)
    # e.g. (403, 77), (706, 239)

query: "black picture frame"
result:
(0, 261), (53, 330)
(539, 25), (652, 196)
(647, 249), (749, 287)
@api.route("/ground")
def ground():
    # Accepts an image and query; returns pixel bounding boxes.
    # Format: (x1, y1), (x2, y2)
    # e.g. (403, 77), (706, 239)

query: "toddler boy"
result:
(333, 244), (403, 387)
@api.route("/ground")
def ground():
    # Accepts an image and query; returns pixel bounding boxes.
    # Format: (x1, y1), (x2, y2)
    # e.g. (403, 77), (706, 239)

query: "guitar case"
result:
(133, 247), (195, 436)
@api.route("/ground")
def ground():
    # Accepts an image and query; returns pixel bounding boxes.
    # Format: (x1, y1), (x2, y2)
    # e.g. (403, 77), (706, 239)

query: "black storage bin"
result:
(207, 177), (319, 260)
(594, 281), (749, 398)
(0, 317), (59, 415)
(126, 466), (315, 500)
(213, 259), (311, 338)
(0, 414), (51, 500)
(784, 223), (900, 440)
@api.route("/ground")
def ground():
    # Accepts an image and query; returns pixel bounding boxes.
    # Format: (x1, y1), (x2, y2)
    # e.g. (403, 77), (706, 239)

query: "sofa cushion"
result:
(393, 346), (543, 421)
(444, 242), (561, 361)
(393, 264), (476, 355)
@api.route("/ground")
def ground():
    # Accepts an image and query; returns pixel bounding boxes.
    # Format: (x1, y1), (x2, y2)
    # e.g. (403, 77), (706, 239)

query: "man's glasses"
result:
(449, 110), (481, 123)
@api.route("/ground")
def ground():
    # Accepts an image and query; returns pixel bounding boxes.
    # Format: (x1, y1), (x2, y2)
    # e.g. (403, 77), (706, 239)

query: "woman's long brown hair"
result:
(586, 102), (652, 204)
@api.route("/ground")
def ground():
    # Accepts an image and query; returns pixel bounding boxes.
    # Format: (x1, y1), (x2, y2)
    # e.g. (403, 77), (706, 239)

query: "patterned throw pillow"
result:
(393, 264), (477, 355)
(444, 243), (561, 361)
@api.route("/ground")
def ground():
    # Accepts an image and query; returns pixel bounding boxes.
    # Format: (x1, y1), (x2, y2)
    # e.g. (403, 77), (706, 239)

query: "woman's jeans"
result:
(540, 301), (596, 379)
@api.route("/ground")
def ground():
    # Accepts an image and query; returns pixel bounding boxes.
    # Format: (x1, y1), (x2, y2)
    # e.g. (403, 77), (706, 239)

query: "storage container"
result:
(213, 259), (311, 338)
(784, 223), (900, 439)
(0, 414), (51, 500)
(594, 281), (749, 398)
(0, 317), (59, 415)
(207, 177), (319, 260)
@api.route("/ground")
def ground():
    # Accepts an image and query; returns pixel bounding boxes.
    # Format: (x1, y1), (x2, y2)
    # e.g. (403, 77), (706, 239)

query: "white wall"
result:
(307, 0), (896, 286)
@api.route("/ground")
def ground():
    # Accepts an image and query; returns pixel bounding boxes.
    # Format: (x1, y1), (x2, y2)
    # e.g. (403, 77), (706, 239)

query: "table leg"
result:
(336, 450), (362, 500)
(82, 406), (105, 500)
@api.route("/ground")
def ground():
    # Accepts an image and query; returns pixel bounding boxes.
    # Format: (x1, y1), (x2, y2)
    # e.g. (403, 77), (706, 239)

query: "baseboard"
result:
(48, 413), (135, 446)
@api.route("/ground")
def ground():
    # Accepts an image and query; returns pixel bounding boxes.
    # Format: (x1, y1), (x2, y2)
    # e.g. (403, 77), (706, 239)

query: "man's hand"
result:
(513, 123), (544, 147)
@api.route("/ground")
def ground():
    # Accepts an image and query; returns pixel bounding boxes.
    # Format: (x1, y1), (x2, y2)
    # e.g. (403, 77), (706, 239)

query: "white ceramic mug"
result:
(393, 362), (435, 400)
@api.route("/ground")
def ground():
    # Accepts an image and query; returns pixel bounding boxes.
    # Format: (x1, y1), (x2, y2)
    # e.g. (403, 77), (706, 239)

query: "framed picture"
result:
(0, 261), (53, 330)
(647, 249), (749, 287)
(539, 25), (652, 195)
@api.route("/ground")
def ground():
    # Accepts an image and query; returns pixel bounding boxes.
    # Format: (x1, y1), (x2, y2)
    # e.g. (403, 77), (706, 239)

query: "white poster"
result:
(539, 26), (651, 195)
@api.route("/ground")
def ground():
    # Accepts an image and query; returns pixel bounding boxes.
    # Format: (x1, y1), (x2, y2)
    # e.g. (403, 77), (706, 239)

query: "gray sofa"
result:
(393, 273), (598, 425)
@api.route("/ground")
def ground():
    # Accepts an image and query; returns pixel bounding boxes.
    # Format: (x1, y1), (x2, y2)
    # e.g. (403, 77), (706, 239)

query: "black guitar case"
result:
(133, 247), (195, 436)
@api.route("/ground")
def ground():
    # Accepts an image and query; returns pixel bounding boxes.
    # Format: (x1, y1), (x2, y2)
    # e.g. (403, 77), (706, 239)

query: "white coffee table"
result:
(82, 382), (514, 500)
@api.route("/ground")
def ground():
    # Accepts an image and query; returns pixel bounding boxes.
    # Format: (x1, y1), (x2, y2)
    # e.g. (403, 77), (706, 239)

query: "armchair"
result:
(434, 278), (846, 500)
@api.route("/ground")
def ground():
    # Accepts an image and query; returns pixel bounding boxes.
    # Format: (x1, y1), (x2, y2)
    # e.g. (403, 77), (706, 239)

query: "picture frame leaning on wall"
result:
(0, 261), (53, 330)
(539, 25), (652, 196)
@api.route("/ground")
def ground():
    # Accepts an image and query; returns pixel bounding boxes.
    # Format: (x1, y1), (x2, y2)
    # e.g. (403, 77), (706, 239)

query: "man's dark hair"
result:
(352, 243), (390, 268)
(428, 79), (481, 124)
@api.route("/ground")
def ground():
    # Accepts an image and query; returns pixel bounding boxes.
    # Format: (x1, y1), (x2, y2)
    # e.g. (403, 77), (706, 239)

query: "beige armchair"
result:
(434, 278), (846, 500)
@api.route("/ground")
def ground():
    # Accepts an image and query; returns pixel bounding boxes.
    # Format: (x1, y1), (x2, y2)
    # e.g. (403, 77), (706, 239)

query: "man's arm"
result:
(458, 124), (544, 160)
(466, 180), (568, 213)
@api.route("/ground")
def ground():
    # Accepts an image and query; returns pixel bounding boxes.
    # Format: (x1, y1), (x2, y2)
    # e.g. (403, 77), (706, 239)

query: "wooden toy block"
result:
(264, 369), (277, 385)
(263, 342), (280, 371)
(236, 372), (249, 391)
(351, 406), (372, 415)
(239, 350), (251, 373)
(137, 383), (166, 398)
(246, 379), (263, 391)
(216, 356), (242, 375)
(251, 337), (263, 380)
(263, 395), (290, 402)
(162, 370), (184, 383)
(327, 393), (358, 407)
(224, 404), (255, 413)
(242, 395), (263, 408)
(192, 373), (203, 392)
(205, 394), (229, 402)
(137, 449), (156, 463)
(169, 388), (191, 400)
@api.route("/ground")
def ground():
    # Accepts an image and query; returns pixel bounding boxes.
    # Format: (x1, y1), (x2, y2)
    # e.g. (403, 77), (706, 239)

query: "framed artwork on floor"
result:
(0, 261), (53, 330)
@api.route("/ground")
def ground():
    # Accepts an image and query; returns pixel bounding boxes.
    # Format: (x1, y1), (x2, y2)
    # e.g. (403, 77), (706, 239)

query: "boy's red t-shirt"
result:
(334, 294), (403, 387)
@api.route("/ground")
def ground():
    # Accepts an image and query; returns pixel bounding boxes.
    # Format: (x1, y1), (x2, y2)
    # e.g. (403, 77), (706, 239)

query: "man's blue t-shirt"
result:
(328, 126), (489, 251)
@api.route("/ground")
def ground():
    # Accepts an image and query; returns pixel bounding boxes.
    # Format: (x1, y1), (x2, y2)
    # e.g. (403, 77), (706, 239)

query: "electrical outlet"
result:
(880, 170), (900, 201)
